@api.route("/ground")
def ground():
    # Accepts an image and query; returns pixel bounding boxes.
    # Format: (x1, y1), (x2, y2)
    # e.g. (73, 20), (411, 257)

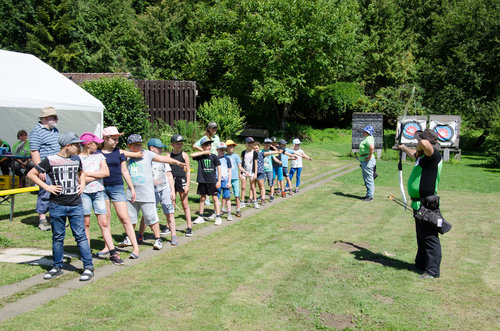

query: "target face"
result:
(402, 121), (423, 140)
(434, 125), (454, 142)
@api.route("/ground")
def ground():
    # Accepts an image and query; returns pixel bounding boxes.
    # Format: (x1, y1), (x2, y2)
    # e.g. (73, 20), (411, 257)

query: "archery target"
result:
(429, 121), (458, 147)
(398, 119), (427, 145)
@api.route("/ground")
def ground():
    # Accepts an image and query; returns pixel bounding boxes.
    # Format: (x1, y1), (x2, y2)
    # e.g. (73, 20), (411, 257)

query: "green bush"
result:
(172, 120), (203, 150)
(197, 95), (245, 140)
(81, 77), (150, 146)
(143, 120), (175, 148)
(486, 118), (500, 167)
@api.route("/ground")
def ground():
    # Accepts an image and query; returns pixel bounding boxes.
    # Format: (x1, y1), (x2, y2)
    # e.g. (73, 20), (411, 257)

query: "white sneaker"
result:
(207, 213), (216, 220)
(214, 217), (222, 225)
(205, 199), (212, 206)
(222, 206), (227, 213)
(227, 213), (233, 221)
(153, 238), (163, 250)
(118, 236), (132, 247)
(240, 202), (246, 208)
(193, 216), (205, 224)
(254, 202), (260, 209)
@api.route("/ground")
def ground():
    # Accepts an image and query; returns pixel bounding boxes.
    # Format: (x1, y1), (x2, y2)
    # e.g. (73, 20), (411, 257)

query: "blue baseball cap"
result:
(245, 137), (254, 143)
(200, 136), (214, 146)
(363, 125), (374, 136)
(127, 134), (143, 144)
(147, 138), (166, 148)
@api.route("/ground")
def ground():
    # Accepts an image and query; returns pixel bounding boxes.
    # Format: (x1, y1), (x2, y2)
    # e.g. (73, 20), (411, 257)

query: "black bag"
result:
(415, 195), (452, 235)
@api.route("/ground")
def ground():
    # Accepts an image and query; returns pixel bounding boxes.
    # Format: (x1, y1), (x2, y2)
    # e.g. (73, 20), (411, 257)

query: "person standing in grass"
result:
(398, 129), (444, 279)
(278, 139), (296, 196)
(169, 134), (193, 236)
(255, 140), (280, 206)
(358, 126), (376, 201)
(191, 137), (222, 225)
(28, 132), (94, 281)
(79, 132), (124, 266)
(225, 139), (244, 217)
(240, 137), (258, 208)
(287, 139), (312, 193)
(215, 142), (232, 221)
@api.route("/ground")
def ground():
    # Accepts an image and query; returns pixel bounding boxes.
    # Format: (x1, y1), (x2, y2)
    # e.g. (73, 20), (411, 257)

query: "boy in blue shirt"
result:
(225, 139), (244, 217)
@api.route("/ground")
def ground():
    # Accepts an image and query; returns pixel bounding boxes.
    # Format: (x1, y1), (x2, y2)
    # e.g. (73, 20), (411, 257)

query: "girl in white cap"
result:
(286, 139), (312, 193)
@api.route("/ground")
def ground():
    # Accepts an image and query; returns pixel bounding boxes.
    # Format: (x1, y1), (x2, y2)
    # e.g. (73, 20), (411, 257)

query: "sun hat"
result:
(39, 107), (57, 118)
(363, 125), (374, 136)
(217, 142), (227, 150)
(171, 134), (186, 143)
(127, 134), (143, 144)
(245, 137), (255, 143)
(147, 138), (166, 148)
(415, 129), (439, 145)
(200, 136), (214, 146)
(102, 126), (123, 136)
(207, 121), (218, 129)
(80, 132), (104, 145)
(264, 138), (272, 143)
(225, 139), (237, 147)
(58, 132), (84, 147)
(292, 138), (301, 145)
(278, 139), (287, 145)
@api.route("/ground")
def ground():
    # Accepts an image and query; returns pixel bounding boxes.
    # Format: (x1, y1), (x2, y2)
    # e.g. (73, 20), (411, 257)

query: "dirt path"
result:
(0, 162), (358, 321)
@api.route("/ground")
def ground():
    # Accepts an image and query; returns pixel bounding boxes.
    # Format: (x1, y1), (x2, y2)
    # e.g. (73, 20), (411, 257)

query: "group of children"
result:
(27, 125), (311, 281)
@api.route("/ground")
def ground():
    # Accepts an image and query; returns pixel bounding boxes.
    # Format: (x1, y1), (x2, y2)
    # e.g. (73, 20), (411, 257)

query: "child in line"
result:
(28, 132), (94, 281)
(278, 139), (296, 195)
(263, 138), (280, 202)
(270, 137), (284, 198)
(255, 140), (280, 205)
(240, 137), (258, 208)
(225, 139), (244, 217)
(215, 142), (232, 221)
(192, 137), (222, 225)
(137, 138), (178, 246)
(287, 139), (312, 193)
(169, 134), (193, 237)
(79, 132), (123, 265)
(121, 134), (186, 252)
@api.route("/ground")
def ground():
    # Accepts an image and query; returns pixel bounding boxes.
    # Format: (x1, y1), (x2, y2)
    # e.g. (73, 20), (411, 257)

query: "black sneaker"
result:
(109, 252), (125, 266)
(44, 267), (63, 280)
(185, 227), (193, 237)
(363, 196), (373, 202)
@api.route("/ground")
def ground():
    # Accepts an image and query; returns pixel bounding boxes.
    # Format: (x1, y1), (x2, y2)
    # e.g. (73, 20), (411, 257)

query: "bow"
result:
(397, 86), (415, 211)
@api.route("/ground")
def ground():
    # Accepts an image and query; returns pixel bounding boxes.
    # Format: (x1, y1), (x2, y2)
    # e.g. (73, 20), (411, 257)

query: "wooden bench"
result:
(0, 186), (40, 222)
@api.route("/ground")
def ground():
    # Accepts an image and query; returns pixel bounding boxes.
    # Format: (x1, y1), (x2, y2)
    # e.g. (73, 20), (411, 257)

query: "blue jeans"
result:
(287, 167), (302, 188)
(49, 202), (93, 269)
(360, 158), (376, 198)
(36, 175), (52, 216)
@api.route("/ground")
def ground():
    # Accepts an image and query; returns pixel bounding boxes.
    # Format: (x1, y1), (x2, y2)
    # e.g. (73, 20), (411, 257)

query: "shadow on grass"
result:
(333, 192), (365, 200)
(334, 240), (417, 273)
(0, 209), (37, 222)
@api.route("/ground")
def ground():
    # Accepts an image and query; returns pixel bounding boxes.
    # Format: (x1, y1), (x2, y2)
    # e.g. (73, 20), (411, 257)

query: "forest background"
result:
(1, 0), (499, 162)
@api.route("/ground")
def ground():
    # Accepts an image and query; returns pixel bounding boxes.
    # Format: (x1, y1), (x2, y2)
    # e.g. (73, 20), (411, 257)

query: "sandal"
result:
(129, 252), (139, 259)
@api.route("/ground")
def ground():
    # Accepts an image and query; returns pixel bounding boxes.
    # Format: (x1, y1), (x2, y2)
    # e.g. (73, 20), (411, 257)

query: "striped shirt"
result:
(29, 123), (60, 160)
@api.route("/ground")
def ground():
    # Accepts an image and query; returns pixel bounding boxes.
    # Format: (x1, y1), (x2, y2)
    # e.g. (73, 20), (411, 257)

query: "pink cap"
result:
(80, 132), (104, 145)
(102, 126), (123, 136)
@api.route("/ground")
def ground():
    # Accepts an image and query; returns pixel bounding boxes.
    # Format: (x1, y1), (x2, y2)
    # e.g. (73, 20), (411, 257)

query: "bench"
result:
(0, 186), (40, 222)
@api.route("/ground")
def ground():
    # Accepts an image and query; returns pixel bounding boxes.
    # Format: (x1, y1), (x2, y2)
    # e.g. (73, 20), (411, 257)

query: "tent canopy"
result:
(0, 50), (104, 146)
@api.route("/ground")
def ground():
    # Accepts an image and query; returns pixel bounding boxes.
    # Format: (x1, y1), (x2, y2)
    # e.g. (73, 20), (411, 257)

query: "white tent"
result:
(0, 50), (104, 146)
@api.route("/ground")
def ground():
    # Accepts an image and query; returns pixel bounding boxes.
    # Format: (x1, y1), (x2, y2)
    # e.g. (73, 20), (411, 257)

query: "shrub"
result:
(173, 120), (203, 149)
(197, 95), (245, 140)
(486, 118), (500, 167)
(143, 120), (175, 148)
(81, 77), (150, 146)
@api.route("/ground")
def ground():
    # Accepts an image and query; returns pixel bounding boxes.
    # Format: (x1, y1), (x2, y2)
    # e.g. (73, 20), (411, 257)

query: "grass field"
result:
(1, 134), (499, 329)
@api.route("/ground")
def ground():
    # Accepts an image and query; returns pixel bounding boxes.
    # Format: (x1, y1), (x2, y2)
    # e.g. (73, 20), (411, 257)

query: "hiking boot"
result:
(185, 227), (193, 237)
(160, 225), (170, 236)
(235, 210), (241, 217)
(79, 268), (94, 281)
(227, 213), (233, 221)
(214, 216), (222, 225)
(44, 267), (63, 280)
(193, 216), (205, 224)
(118, 236), (132, 247)
(38, 219), (50, 231)
(171, 235), (179, 246)
(109, 252), (124, 266)
(153, 238), (163, 250)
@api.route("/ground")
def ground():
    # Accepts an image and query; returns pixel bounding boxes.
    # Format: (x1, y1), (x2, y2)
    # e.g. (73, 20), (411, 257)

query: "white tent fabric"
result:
(0, 50), (103, 146)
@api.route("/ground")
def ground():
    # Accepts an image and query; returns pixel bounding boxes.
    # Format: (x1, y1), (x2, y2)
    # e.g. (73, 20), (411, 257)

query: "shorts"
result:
(217, 179), (231, 199)
(82, 191), (107, 215)
(241, 171), (254, 179)
(155, 188), (175, 214)
(197, 182), (217, 196)
(273, 166), (283, 181)
(257, 172), (265, 181)
(231, 178), (240, 198)
(263, 171), (274, 186)
(174, 176), (187, 193)
(127, 201), (159, 225)
(103, 184), (126, 203)
(282, 166), (288, 177)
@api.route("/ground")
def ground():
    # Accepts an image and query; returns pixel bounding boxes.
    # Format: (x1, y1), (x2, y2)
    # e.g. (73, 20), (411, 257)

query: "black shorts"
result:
(282, 166), (288, 177)
(197, 183), (217, 196)
(174, 176), (187, 193)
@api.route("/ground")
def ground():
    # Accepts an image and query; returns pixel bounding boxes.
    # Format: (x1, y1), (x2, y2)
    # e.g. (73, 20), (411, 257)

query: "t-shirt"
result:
(290, 149), (305, 168)
(194, 135), (220, 154)
(80, 153), (106, 193)
(263, 150), (273, 172)
(226, 153), (241, 180)
(359, 136), (375, 161)
(217, 155), (232, 181)
(152, 160), (172, 192)
(170, 151), (186, 178)
(256, 150), (266, 174)
(35, 154), (82, 206)
(127, 150), (156, 202)
(0, 141), (11, 155)
(407, 147), (442, 210)
(272, 147), (282, 168)
(241, 150), (257, 173)
(12, 140), (30, 156)
(193, 153), (220, 183)
(98, 148), (126, 186)
(281, 148), (294, 168)
(29, 123), (59, 160)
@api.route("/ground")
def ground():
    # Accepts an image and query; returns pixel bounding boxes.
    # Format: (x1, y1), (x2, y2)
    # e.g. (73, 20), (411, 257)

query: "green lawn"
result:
(1, 138), (499, 329)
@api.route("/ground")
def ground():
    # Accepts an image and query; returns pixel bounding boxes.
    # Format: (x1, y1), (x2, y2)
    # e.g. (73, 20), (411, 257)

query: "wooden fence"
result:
(135, 80), (197, 126)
